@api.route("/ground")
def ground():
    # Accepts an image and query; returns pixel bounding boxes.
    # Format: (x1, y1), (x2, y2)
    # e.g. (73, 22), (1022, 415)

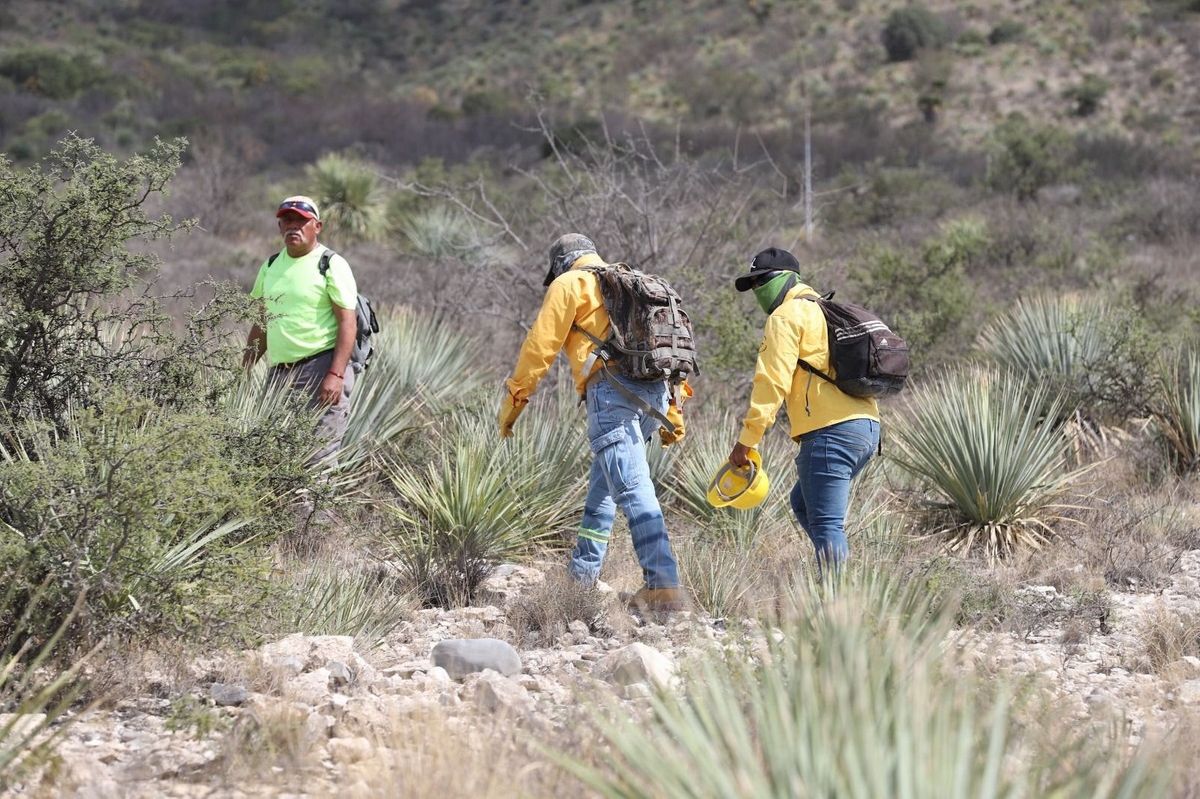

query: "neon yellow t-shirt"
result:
(250, 245), (358, 366)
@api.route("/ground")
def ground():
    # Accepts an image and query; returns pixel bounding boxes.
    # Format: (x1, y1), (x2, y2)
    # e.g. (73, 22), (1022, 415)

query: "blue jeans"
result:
(570, 374), (680, 589)
(790, 418), (880, 572)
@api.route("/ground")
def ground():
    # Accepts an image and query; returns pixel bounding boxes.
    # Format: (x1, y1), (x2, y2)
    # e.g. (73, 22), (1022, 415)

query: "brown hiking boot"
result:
(627, 586), (689, 615)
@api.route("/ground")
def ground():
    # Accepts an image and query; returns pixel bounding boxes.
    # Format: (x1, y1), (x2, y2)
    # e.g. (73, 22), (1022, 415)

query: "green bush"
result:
(1064, 74), (1109, 117)
(0, 392), (318, 646)
(988, 19), (1025, 45)
(382, 395), (587, 607)
(851, 218), (984, 364)
(985, 114), (1075, 201)
(0, 136), (257, 429)
(0, 48), (102, 100)
(977, 294), (1156, 426)
(881, 5), (949, 62)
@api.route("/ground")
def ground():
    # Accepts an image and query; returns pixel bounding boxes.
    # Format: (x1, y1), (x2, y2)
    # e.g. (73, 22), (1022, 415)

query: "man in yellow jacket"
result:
(498, 234), (687, 612)
(727, 247), (880, 573)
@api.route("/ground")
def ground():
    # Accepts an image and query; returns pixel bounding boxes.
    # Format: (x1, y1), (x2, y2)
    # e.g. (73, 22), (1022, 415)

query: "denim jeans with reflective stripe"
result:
(569, 374), (680, 589)
(790, 417), (879, 573)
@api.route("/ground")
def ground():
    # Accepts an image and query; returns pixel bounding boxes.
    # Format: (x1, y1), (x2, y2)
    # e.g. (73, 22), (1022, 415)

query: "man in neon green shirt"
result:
(244, 195), (359, 465)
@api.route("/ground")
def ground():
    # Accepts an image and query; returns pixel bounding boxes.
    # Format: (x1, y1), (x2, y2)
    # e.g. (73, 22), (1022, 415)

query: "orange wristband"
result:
(328, 370), (344, 380)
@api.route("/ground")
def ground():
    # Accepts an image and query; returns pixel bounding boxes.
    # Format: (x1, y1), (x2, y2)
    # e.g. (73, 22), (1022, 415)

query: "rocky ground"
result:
(7, 552), (1200, 798)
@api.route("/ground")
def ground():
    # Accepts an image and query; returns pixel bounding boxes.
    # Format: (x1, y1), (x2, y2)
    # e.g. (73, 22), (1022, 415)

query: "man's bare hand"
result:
(318, 373), (343, 406)
(728, 441), (752, 469)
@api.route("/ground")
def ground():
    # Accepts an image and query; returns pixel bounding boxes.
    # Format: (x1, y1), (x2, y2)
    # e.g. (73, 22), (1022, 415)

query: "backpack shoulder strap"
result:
(318, 248), (336, 278)
(795, 295), (837, 386)
(266, 252), (281, 267)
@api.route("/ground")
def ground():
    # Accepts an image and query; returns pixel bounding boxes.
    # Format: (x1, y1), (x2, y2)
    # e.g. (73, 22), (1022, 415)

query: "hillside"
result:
(2, 2), (1200, 797)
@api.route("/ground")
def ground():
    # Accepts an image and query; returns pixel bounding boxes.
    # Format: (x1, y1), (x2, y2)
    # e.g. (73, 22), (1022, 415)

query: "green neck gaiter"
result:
(752, 272), (798, 314)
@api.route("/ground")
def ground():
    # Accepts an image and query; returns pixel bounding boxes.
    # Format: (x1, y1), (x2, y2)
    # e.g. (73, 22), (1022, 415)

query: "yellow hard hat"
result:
(706, 449), (770, 510)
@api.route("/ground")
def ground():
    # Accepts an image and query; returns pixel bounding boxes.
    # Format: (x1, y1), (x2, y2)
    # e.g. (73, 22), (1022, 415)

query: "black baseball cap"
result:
(734, 247), (801, 292)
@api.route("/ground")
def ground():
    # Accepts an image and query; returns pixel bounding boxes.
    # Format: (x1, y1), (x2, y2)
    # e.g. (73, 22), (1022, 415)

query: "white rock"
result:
(1179, 680), (1200, 704)
(288, 668), (332, 705)
(474, 671), (534, 715)
(593, 643), (675, 689)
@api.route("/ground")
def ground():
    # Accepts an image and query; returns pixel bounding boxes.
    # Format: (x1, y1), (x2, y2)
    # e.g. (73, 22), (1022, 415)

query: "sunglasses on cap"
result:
(277, 200), (318, 218)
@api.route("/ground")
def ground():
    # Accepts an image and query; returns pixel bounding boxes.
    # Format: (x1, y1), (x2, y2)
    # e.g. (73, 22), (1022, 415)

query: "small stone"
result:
(594, 643), (675, 689)
(431, 639), (522, 679)
(274, 655), (305, 677)
(209, 683), (249, 707)
(327, 660), (353, 687)
(426, 666), (452, 685)
(567, 620), (589, 638)
(474, 671), (534, 715)
(1179, 680), (1200, 705)
(623, 683), (653, 701)
(382, 661), (427, 678)
(288, 668), (332, 705)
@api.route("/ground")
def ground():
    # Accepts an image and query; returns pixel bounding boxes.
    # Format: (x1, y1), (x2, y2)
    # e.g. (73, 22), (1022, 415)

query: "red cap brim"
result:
(276, 208), (317, 220)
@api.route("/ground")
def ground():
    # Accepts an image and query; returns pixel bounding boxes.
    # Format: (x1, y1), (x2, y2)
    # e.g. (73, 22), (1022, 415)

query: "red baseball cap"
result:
(276, 195), (320, 221)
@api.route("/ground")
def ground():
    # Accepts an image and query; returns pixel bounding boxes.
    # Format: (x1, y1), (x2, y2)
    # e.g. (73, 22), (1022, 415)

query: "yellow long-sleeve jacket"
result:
(738, 283), (878, 448)
(504, 253), (684, 430)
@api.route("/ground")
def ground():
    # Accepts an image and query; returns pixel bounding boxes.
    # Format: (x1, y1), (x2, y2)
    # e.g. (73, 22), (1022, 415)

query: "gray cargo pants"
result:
(269, 349), (356, 467)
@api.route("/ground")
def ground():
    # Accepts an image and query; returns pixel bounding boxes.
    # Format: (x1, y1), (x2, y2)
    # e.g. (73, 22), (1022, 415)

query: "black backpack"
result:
(798, 293), (908, 399)
(575, 263), (699, 385)
(266, 247), (379, 371)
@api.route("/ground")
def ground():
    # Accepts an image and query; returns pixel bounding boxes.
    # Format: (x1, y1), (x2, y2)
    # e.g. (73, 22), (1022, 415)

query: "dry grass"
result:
(347, 710), (582, 798)
(1140, 605), (1200, 680)
(506, 570), (623, 646)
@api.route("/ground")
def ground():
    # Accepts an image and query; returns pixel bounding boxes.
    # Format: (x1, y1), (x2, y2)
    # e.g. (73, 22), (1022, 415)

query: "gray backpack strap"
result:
(576, 317), (676, 434)
(318, 248), (335, 277)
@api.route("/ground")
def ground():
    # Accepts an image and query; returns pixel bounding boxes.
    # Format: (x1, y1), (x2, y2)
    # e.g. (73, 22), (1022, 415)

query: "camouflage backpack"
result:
(574, 262), (699, 391)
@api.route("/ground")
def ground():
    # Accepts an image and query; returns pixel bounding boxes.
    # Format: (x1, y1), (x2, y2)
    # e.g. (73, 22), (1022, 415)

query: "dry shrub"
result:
(506, 570), (619, 646)
(213, 704), (321, 788)
(1052, 487), (1200, 592)
(1140, 605), (1200, 678)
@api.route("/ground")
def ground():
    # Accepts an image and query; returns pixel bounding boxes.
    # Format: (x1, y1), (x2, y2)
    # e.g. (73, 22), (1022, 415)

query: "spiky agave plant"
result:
(339, 306), (483, 466)
(891, 368), (1083, 562)
(383, 393), (587, 606)
(269, 560), (412, 651)
(976, 293), (1147, 431)
(1153, 344), (1200, 474)
(306, 153), (386, 242)
(558, 566), (1169, 798)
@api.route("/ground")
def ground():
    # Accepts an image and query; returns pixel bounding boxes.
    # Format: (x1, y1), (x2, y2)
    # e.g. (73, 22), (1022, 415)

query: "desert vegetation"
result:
(2, 0), (1200, 796)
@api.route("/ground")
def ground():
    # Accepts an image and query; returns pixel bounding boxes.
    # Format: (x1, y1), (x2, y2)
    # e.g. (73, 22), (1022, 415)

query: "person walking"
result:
(243, 195), (359, 467)
(498, 234), (688, 613)
(726, 247), (880, 574)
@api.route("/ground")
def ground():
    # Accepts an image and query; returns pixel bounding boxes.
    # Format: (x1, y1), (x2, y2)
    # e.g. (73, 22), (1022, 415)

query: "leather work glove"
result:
(659, 401), (685, 447)
(498, 393), (528, 439)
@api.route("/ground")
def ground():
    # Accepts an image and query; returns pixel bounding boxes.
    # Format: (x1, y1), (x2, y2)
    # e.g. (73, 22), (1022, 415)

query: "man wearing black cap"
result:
(497, 234), (688, 613)
(727, 247), (880, 574)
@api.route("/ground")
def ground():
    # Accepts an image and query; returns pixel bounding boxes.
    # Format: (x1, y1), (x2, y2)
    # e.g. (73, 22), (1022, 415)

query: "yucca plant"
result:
(269, 560), (412, 651)
(559, 566), (1168, 798)
(976, 293), (1150, 428)
(394, 204), (477, 259)
(306, 153), (387, 242)
(1153, 344), (1200, 474)
(891, 368), (1082, 561)
(383, 398), (587, 606)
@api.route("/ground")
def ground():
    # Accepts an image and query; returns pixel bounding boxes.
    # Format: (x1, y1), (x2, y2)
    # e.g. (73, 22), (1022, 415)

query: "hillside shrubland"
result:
(2, 0), (1200, 795)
